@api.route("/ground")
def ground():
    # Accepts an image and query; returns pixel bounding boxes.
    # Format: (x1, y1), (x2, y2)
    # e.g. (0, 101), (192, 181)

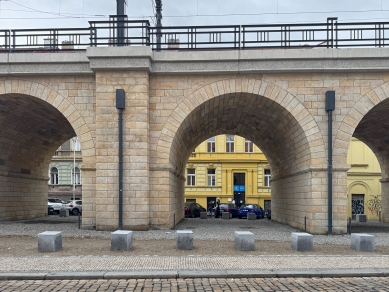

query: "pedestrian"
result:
(214, 198), (221, 218)
(267, 208), (271, 220)
(208, 201), (214, 215)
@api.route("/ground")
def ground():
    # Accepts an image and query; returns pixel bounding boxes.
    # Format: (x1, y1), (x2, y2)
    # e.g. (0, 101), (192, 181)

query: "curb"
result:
(1, 269), (389, 280)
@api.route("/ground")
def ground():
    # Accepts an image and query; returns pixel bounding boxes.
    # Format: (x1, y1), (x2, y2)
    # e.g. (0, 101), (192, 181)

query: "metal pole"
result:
(155, 0), (163, 51)
(325, 91), (335, 235)
(72, 136), (77, 202)
(116, 89), (125, 230)
(116, 0), (126, 46)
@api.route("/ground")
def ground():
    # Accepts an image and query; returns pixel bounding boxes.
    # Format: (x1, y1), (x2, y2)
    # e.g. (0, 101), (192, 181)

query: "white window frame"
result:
(264, 169), (271, 187)
(50, 167), (59, 185)
(226, 135), (234, 153)
(207, 137), (216, 153)
(72, 167), (82, 185)
(208, 168), (216, 186)
(187, 168), (196, 186)
(245, 139), (253, 153)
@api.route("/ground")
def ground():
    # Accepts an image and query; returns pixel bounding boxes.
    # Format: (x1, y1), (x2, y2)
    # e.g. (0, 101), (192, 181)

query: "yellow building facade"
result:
(185, 135), (382, 221)
(347, 138), (382, 221)
(185, 135), (271, 211)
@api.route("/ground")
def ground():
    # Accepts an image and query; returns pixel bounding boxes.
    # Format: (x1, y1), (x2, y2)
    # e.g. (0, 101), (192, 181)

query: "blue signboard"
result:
(234, 185), (245, 192)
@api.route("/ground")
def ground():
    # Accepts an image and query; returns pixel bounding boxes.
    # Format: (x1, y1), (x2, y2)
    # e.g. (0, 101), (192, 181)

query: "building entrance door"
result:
(352, 194), (364, 219)
(233, 173), (245, 207)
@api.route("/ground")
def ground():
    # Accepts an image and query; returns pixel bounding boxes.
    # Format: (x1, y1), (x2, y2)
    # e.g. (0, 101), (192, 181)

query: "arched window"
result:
(50, 167), (59, 185)
(72, 167), (81, 185)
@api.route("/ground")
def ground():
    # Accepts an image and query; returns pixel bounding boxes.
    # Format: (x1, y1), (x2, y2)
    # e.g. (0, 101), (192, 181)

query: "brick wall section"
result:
(95, 71), (149, 231)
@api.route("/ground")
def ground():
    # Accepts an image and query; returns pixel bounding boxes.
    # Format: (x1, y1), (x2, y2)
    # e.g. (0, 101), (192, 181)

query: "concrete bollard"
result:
(111, 230), (133, 251)
(234, 231), (255, 251)
(177, 230), (193, 250)
(38, 231), (62, 252)
(222, 212), (231, 219)
(200, 212), (207, 219)
(247, 212), (256, 220)
(59, 209), (69, 217)
(291, 232), (313, 252)
(351, 233), (375, 252)
(356, 214), (367, 223)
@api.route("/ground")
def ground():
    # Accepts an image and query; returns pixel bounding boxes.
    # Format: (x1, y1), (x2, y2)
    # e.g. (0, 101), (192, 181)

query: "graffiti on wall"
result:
(352, 198), (364, 215)
(367, 195), (382, 215)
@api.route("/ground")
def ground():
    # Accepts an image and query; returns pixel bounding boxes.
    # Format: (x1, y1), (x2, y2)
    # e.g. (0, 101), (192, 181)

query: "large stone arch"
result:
(0, 79), (95, 225)
(151, 77), (332, 233)
(335, 82), (389, 222)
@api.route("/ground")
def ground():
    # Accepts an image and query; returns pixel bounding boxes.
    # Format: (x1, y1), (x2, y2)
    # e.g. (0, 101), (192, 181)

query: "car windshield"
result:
(242, 204), (255, 209)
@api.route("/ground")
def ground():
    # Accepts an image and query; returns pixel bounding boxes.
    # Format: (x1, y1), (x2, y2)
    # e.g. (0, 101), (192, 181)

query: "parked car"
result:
(47, 198), (64, 213)
(238, 204), (265, 219)
(185, 202), (206, 218)
(64, 200), (82, 216)
(219, 203), (240, 218)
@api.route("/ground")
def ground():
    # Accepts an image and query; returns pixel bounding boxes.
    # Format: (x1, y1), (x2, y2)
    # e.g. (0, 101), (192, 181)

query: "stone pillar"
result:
(381, 180), (389, 222)
(94, 70), (150, 231)
(79, 164), (96, 229)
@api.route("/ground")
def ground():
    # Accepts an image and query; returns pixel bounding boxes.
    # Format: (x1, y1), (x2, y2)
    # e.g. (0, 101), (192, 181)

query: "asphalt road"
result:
(1, 277), (389, 291)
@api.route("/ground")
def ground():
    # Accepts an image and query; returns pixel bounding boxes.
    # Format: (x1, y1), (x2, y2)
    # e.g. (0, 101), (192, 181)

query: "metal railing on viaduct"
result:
(0, 16), (388, 52)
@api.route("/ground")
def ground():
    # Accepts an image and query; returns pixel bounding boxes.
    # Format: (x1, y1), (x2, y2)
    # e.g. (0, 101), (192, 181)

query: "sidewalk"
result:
(1, 255), (389, 280)
(1, 217), (389, 280)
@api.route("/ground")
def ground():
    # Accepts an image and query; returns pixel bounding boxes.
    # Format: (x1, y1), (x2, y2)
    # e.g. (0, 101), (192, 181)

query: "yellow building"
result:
(347, 138), (382, 221)
(185, 135), (382, 221)
(185, 135), (271, 211)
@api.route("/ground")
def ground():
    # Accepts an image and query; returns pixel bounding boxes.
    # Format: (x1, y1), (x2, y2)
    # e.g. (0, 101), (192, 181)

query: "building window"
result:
(208, 169), (216, 186)
(245, 139), (253, 153)
(72, 137), (80, 151)
(50, 167), (59, 185)
(72, 167), (81, 185)
(264, 169), (271, 187)
(187, 168), (195, 186)
(207, 137), (216, 153)
(226, 135), (234, 153)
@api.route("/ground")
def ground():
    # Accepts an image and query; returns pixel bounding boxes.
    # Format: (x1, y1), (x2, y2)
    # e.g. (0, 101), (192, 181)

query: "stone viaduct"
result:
(1, 46), (389, 234)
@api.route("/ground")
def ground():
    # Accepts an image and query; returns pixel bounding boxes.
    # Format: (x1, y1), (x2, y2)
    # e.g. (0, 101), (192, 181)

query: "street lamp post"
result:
(72, 136), (78, 202)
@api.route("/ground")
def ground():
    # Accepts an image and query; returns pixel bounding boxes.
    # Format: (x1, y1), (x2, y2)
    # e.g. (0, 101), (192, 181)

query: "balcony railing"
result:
(1, 17), (388, 52)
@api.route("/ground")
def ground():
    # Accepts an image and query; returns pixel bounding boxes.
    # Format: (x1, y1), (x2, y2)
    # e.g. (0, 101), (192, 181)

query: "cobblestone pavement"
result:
(1, 277), (389, 292)
(1, 255), (389, 272)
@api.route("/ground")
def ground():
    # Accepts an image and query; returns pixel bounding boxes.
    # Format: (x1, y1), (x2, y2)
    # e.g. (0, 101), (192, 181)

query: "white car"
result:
(47, 198), (64, 213)
(64, 200), (82, 216)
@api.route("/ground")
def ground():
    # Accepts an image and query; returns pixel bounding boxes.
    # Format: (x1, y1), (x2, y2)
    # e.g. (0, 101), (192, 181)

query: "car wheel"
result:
(72, 208), (79, 216)
(239, 216), (242, 219)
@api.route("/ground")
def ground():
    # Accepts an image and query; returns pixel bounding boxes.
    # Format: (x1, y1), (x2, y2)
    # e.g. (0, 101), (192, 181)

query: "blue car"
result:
(239, 204), (265, 219)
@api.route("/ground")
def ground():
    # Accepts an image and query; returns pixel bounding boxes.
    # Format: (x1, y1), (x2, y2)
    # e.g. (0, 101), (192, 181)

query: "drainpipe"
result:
(325, 91), (335, 235)
(116, 89), (125, 230)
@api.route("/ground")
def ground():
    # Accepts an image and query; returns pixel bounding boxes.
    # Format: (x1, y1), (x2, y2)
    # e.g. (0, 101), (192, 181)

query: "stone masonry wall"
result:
(95, 71), (149, 231)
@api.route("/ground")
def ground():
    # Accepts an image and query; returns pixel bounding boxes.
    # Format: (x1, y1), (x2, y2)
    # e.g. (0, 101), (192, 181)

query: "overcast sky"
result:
(0, 0), (388, 29)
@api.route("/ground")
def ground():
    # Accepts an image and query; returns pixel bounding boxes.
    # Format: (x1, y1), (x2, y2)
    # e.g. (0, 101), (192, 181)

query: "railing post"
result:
(327, 17), (338, 48)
